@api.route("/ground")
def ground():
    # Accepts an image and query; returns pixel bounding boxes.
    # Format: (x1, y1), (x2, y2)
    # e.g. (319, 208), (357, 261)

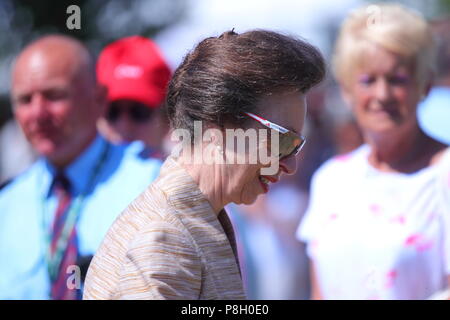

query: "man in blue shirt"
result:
(0, 35), (162, 299)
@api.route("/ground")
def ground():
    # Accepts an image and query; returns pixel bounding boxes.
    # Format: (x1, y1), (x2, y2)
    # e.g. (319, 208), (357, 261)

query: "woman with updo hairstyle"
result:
(297, 3), (450, 299)
(83, 29), (325, 299)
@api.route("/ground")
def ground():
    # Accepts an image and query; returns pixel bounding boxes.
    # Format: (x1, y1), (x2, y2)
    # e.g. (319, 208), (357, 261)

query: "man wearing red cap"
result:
(97, 36), (172, 158)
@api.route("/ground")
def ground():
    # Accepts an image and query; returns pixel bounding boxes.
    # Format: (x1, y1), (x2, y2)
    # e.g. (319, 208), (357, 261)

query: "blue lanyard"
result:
(41, 141), (111, 283)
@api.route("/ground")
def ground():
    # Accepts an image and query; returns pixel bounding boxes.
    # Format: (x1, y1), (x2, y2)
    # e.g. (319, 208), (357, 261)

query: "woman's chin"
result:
(238, 191), (264, 206)
(363, 122), (413, 139)
(241, 198), (256, 206)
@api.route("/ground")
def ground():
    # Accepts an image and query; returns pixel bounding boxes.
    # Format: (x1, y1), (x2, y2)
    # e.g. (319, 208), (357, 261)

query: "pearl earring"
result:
(216, 144), (224, 155)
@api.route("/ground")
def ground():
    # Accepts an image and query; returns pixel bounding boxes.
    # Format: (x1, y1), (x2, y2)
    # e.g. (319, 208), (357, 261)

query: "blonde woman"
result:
(297, 3), (450, 300)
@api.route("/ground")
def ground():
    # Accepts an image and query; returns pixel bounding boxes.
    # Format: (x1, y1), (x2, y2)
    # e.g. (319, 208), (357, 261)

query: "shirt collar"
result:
(44, 134), (108, 195)
(154, 156), (243, 285)
(157, 156), (213, 211)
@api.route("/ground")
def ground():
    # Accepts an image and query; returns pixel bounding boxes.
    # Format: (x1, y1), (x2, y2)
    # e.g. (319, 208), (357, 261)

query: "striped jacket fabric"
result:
(83, 156), (246, 299)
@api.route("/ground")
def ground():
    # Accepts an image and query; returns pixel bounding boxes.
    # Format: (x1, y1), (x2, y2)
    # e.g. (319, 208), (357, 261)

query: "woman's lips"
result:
(259, 175), (279, 193)
(261, 176), (278, 183)
(259, 178), (269, 193)
(368, 104), (399, 118)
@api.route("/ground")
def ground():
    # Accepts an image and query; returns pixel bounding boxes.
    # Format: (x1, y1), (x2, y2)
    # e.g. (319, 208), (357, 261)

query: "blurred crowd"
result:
(0, 1), (449, 300)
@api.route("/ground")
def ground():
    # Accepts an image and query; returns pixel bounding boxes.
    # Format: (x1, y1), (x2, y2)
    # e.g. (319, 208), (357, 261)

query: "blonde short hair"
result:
(333, 3), (435, 89)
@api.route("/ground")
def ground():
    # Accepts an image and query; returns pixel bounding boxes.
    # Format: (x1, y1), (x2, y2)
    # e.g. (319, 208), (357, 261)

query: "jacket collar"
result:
(155, 156), (245, 298)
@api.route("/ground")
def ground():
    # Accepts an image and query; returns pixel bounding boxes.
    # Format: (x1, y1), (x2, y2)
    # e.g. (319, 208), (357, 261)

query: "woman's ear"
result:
(203, 123), (222, 143)
(421, 76), (434, 100)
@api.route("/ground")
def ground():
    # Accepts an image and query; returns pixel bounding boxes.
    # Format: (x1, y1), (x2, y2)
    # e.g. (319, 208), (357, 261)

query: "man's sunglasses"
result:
(244, 112), (306, 159)
(106, 102), (153, 123)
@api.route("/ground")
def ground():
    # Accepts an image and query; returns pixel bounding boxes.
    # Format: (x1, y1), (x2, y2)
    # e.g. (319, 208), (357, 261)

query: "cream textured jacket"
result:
(83, 156), (246, 300)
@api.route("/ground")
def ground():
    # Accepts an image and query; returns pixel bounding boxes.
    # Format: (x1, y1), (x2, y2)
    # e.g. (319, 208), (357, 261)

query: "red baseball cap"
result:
(97, 36), (171, 109)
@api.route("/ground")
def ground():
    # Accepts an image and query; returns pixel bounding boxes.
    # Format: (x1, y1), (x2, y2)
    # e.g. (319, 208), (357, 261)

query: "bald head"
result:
(13, 35), (96, 88)
(11, 35), (106, 168)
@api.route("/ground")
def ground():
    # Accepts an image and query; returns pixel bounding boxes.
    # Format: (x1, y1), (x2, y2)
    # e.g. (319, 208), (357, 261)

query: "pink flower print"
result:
(329, 213), (338, 221)
(335, 154), (350, 162)
(389, 214), (406, 225)
(324, 213), (338, 228)
(309, 239), (320, 256)
(417, 241), (434, 252)
(404, 234), (434, 252)
(405, 234), (422, 246)
(369, 203), (382, 216)
(384, 270), (397, 288)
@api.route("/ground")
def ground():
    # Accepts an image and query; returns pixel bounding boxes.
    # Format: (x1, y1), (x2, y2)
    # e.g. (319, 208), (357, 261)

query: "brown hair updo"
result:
(166, 29), (325, 137)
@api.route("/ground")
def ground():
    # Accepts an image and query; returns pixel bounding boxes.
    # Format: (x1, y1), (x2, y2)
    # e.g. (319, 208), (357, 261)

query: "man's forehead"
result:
(13, 66), (74, 94)
(12, 78), (71, 96)
(13, 36), (93, 84)
(12, 51), (83, 94)
(16, 48), (76, 75)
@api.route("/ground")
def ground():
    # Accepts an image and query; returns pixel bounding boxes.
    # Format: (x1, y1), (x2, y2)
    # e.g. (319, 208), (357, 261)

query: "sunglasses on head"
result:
(244, 112), (306, 159)
(106, 102), (153, 123)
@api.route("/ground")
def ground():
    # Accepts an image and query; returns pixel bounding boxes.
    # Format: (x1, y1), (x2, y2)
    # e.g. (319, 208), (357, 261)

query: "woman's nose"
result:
(374, 78), (392, 102)
(279, 155), (297, 175)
